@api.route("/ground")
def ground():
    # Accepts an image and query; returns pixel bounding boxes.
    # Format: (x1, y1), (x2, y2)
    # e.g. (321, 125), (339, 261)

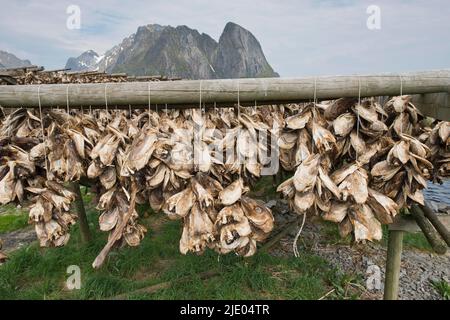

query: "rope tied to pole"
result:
(66, 85), (70, 114)
(37, 86), (49, 180)
(104, 84), (109, 113)
(313, 77), (317, 105)
(237, 79), (241, 118)
(354, 76), (363, 163)
(147, 82), (151, 114)
(293, 212), (307, 258)
(399, 75), (404, 135)
(199, 80), (203, 116)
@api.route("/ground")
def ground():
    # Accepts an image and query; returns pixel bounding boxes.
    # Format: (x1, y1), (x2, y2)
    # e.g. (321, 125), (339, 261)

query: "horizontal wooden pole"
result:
(0, 70), (449, 109)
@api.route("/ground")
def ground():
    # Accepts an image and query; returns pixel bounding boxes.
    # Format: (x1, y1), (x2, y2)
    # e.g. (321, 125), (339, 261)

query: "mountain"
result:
(65, 22), (278, 79)
(65, 50), (102, 72)
(0, 50), (32, 69)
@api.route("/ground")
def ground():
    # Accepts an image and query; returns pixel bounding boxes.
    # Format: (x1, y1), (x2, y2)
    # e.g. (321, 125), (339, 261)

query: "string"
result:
(66, 85), (70, 114)
(399, 75), (403, 96)
(293, 213), (307, 258)
(147, 82), (151, 114)
(89, 105), (92, 115)
(165, 103), (168, 116)
(356, 76), (362, 161)
(129, 104), (132, 118)
(214, 101), (217, 112)
(399, 75), (403, 135)
(104, 84), (109, 113)
(237, 79), (240, 118)
(313, 77), (317, 105)
(37, 86), (49, 179)
(199, 80), (203, 116)
(254, 100), (257, 113)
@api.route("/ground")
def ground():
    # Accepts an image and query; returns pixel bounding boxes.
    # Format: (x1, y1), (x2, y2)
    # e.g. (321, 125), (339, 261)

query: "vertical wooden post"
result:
(384, 230), (404, 300)
(69, 181), (92, 243)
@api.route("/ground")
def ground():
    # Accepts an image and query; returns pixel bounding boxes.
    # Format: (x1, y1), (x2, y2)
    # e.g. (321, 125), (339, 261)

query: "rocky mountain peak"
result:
(0, 50), (32, 69)
(64, 22), (278, 79)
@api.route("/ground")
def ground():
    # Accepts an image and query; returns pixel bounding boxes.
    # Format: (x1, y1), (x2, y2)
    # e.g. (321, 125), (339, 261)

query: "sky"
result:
(0, 0), (449, 77)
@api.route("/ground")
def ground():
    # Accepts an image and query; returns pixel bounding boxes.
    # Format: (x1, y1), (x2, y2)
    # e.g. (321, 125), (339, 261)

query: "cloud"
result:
(0, 0), (449, 76)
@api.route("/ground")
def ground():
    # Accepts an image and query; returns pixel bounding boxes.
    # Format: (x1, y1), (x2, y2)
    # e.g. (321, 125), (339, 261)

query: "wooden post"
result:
(410, 205), (447, 254)
(420, 205), (450, 247)
(384, 230), (404, 300)
(68, 181), (92, 243)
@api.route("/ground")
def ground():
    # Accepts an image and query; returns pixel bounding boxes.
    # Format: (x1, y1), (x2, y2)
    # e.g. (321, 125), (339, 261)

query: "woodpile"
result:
(0, 66), (181, 85)
(0, 94), (448, 268)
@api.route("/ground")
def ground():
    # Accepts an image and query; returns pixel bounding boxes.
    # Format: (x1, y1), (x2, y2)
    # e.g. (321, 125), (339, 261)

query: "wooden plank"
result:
(1, 70), (450, 111)
(384, 230), (404, 300)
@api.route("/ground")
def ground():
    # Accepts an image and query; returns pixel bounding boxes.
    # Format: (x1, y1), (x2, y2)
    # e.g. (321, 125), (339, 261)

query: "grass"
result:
(0, 204), (29, 233)
(0, 195), (357, 300)
(431, 279), (450, 300)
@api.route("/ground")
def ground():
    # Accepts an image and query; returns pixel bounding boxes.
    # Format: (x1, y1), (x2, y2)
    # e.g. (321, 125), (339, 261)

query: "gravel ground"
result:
(0, 227), (36, 253)
(268, 200), (450, 300)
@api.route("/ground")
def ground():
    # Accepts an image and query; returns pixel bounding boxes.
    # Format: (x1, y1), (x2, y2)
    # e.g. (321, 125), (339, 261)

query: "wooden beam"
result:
(410, 205), (447, 255)
(68, 182), (92, 243)
(1, 70), (449, 114)
(420, 205), (450, 247)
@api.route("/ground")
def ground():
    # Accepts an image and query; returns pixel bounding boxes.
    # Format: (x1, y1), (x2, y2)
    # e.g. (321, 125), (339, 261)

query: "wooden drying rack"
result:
(1, 69), (450, 300)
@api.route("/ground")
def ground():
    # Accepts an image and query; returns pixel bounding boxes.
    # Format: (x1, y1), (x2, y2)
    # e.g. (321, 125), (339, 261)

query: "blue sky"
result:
(1, 0), (449, 77)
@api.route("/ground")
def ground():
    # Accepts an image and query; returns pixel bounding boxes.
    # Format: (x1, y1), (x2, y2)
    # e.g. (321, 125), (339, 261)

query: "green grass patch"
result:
(0, 192), (355, 300)
(0, 204), (29, 233)
(431, 279), (450, 300)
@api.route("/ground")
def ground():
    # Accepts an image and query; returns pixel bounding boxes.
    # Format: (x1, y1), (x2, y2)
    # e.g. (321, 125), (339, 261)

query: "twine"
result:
(313, 77), (317, 105)
(66, 85), (70, 114)
(104, 84), (109, 112)
(293, 213), (307, 258)
(37, 86), (49, 179)
(399, 75), (403, 135)
(199, 80), (203, 115)
(356, 76), (362, 161)
(147, 82), (151, 114)
(237, 79), (241, 117)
